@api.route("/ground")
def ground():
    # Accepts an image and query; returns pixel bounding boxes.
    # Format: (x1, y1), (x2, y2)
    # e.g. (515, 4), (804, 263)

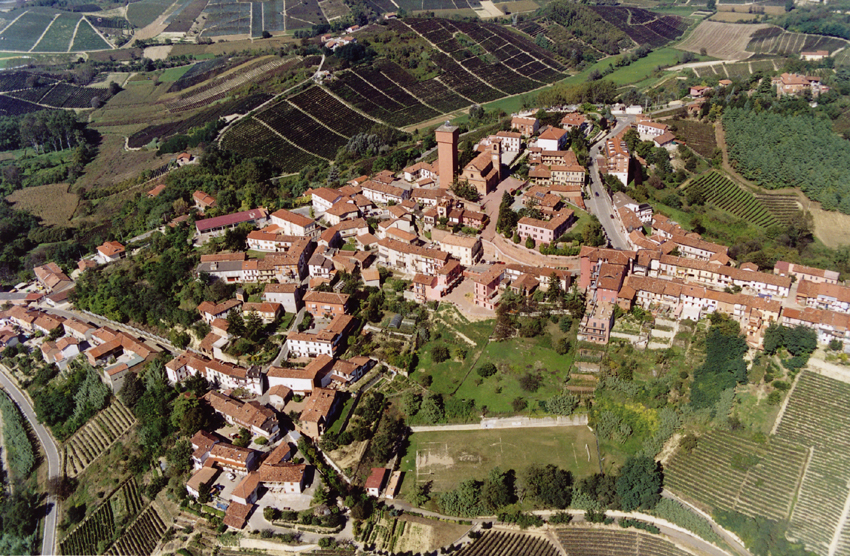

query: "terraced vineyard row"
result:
(374, 60), (469, 113)
(753, 193), (799, 223)
(735, 437), (807, 521)
(59, 496), (115, 555)
(775, 372), (850, 556)
(665, 430), (755, 513)
(556, 528), (691, 556)
(105, 504), (168, 556)
(59, 478), (145, 555)
(455, 531), (560, 556)
(288, 86), (378, 135)
(684, 171), (779, 228)
(65, 400), (135, 477)
(220, 117), (323, 173)
(166, 57), (297, 112)
(254, 100), (347, 160)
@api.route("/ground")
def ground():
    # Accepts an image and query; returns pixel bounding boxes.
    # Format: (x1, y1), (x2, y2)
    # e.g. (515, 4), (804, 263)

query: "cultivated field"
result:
(0, 10), (112, 53)
(63, 400), (136, 478)
(776, 372), (850, 556)
(668, 372), (850, 556)
(590, 6), (690, 49)
(555, 528), (692, 556)
(400, 427), (599, 494)
(747, 27), (849, 57)
(7, 182), (78, 227)
(676, 21), (770, 60)
(361, 510), (471, 554)
(669, 119), (716, 158)
(683, 171), (779, 228)
(59, 478), (146, 556)
(455, 530), (560, 556)
(104, 504), (169, 556)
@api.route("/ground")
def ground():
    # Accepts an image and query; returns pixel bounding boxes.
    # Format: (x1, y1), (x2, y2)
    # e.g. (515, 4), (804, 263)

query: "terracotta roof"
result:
(232, 472), (261, 500)
(97, 241), (125, 258)
(365, 467), (388, 490)
(200, 252), (246, 263)
(271, 209), (314, 228)
(258, 463), (306, 484)
(300, 387), (338, 424)
(223, 502), (253, 529)
(193, 191), (217, 207)
(195, 208), (268, 233)
(304, 291), (349, 305)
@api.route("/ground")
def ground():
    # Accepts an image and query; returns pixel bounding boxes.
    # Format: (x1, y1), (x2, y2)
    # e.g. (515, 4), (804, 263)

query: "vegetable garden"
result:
(64, 400), (136, 478)
(683, 171), (779, 228)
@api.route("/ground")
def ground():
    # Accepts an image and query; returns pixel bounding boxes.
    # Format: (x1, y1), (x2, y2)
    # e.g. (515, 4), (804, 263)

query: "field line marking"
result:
(29, 13), (60, 53)
(770, 369), (801, 435)
(68, 16), (83, 53)
(254, 117), (331, 161)
(0, 9), (29, 35)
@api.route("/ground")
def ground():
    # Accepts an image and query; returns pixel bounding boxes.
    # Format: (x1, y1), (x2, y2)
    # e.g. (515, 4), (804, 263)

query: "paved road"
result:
(586, 116), (634, 250)
(0, 364), (60, 556)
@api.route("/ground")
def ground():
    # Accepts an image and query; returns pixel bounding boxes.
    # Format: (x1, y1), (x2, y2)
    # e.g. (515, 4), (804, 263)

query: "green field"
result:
(127, 0), (174, 28)
(69, 19), (111, 51)
(453, 330), (575, 415)
(399, 426), (600, 496)
(0, 10), (57, 52)
(31, 13), (78, 52)
(158, 63), (196, 82)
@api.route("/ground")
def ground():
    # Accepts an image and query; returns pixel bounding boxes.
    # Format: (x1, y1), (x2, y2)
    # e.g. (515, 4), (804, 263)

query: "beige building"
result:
(436, 234), (482, 267)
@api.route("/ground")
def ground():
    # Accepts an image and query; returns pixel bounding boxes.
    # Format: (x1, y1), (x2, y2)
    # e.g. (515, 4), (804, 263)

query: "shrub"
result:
(477, 363), (497, 378)
(519, 372), (542, 392)
(512, 397), (528, 412)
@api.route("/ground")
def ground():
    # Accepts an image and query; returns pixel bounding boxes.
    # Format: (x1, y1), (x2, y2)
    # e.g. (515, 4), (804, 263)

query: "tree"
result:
(412, 481), (432, 506)
(525, 236), (535, 249)
(477, 362), (497, 378)
(829, 338), (843, 351)
(197, 482), (212, 503)
(582, 216), (606, 247)
(118, 371), (145, 408)
(262, 30), (272, 38)
(402, 390), (421, 415)
(616, 456), (663, 511)
(420, 394), (444, 423)
(432, 344), (450, 363)
(170, 396), (208, 436)
(523, 464), (573, 508)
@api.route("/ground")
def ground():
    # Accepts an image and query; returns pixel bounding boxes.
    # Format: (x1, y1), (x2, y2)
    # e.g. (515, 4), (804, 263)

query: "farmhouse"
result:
(511, 116), (539, 137)
(195, 208), (269, 237)
(193, 191), (217, 213)
(537, 127), (568, 151)
(269, 209), (319, 238)
(517, 211), (575, 244)
(96, 241), (126, 265)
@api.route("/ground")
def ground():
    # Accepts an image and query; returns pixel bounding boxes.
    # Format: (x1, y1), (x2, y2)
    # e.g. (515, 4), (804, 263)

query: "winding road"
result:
(0, 364), (60, 556)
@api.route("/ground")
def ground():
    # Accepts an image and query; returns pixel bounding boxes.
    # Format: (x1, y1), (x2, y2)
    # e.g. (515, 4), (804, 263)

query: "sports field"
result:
(399, 426), (599, 495)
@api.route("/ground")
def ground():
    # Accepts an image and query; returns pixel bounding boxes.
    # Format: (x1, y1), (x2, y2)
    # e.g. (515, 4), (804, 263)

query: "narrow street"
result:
(0, 364), (61, 556)
(585, 116), (635, 250)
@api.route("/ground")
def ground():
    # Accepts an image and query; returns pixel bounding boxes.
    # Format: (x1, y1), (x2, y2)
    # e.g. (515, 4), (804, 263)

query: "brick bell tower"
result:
(435, 122), (459, 189)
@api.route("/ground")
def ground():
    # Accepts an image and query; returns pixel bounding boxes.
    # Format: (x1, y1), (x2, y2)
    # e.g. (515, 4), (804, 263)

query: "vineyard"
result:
(31, 13), (77, 52)
(455, 531), (560, 556)
(752, 193), (799, 223)
(0, 10), (57, 52)
(776, 372), (850, 556)
(59, 478), (146, 556)
(0, 95), (51, 116)
(127, 92), (271, 148)
(555, 528), (692, 556)
(64, 400), (136, 478)
(676, 21), (769, 60)
(590, 7), (690, 49)
(220, 116), (323, 173)
(104, 504), (169, 556)
(683, 171), (779, 228)
(165, 57), (296, 113)
(288, 86), (377, 134)
(746, 27), (848, 57)
(70, 18), (112, 51)
(254, 99), (348, 160)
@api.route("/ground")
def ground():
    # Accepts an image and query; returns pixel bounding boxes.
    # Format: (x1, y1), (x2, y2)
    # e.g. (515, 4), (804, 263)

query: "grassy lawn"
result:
(158, 64), (196, 82)
(454, 328), (575, 415)
(328, 395), (355, 435)
(733, 386), (781, 436)
(399, 426), (600, 497)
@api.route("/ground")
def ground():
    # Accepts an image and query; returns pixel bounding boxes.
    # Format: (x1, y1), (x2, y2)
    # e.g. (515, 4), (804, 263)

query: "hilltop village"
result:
(3, 77), (850, 556)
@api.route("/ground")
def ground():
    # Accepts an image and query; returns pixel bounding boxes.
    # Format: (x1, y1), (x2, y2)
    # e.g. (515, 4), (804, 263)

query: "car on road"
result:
(610, 214), (614, 218)
(595, 192), (599, 196)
